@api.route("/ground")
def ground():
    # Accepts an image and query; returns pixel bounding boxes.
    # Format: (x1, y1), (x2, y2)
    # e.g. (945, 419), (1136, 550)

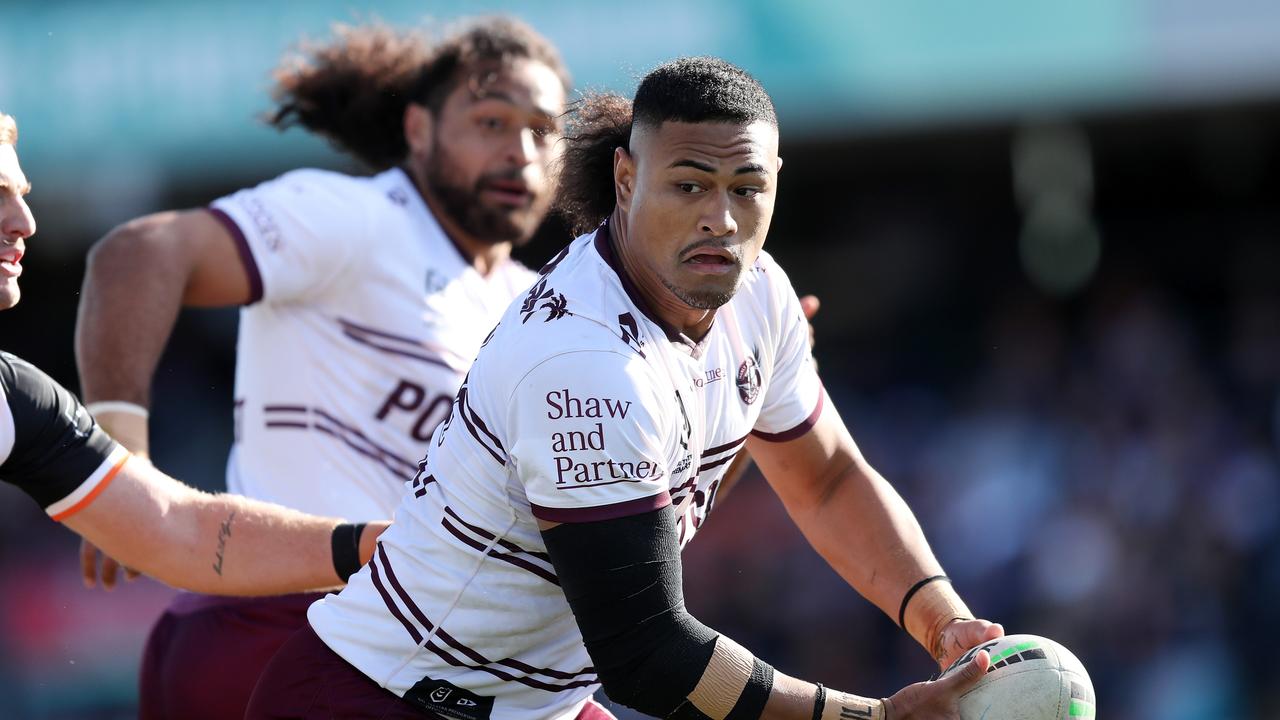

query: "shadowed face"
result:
(0, 143), (35, 310)
(618, 119), (780, 309)
(408, 58), (566, 247)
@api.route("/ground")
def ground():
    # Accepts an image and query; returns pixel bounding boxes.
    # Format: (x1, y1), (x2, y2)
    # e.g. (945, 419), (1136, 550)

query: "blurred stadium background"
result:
(2, 1), (1280, 717)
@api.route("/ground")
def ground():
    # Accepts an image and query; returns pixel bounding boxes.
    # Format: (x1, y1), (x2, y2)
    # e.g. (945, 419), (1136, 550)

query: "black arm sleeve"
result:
(0, 351), (120, 510)
(541, 505), (773, 719)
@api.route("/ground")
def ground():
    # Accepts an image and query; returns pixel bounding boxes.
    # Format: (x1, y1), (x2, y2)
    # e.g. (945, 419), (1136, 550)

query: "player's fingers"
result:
(79, 539), (99, 589)
(940, 650), (990, 694)
(100, 555), (121, 591)
(800, 294), (821, 319)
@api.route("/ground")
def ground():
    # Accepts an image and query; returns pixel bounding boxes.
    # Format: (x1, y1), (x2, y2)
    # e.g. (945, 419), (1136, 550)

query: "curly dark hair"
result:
(268, 16), (571, 170)
(553, 56), (776, 235)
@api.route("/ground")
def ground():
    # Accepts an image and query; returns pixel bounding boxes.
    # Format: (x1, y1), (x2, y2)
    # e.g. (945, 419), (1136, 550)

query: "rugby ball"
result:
(937, 634), (1095, 720)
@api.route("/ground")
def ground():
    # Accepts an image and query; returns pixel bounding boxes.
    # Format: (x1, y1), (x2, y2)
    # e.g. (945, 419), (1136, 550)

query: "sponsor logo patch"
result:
(404, 676), (494, 720)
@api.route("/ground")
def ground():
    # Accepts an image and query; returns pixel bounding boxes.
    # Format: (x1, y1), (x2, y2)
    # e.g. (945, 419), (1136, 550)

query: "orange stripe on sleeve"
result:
(51, 454), (131, 522)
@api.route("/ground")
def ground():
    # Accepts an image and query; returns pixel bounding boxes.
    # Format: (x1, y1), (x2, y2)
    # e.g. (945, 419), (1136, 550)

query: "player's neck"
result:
(609, 209), (716, 342)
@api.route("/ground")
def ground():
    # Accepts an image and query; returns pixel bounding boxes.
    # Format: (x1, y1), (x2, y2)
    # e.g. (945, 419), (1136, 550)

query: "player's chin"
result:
(674, 276), (738, 310)
(0, 281), (19, 311)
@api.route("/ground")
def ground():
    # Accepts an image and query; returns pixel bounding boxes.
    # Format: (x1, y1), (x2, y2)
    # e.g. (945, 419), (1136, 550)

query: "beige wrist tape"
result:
(902, 580), (972, 661)
(688, 635), (754, 719)
(821, 689), (886, 720)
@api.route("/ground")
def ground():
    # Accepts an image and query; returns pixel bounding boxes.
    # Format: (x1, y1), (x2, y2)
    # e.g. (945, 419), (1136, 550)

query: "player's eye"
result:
(477, 116), (506, 131)
(735, 187), (762, 198)
(676, 182), (704, 194)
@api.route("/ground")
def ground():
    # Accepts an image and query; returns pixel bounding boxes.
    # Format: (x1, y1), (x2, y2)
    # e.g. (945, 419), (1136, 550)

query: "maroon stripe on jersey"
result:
(457, 390), (506, 466)
(205, 207), (264, 304)
(702, 433), (748, 458)
(443, 507), (551, 562)
(337, 318), (456, 371)
(751, 387), (826, 443)
(531, 491), (672, 523)
(369, 549), (424, 644)
(593, 222), (682, 343)
(260, 404), (417, 479)
(440, 518), (560, 586)
(313, 409), (417, 473)
(374, 545), (597, 690)
(312, 424), (413, 480)
(697, 451), (739, 474)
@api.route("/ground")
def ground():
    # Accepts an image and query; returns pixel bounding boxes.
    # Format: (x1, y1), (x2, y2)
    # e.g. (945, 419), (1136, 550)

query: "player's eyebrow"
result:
(669, 159), (767, 176)
(472, 90), (561, 120)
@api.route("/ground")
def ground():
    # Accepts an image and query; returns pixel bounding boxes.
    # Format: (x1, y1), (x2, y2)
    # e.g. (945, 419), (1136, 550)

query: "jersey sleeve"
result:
(0, 353), (128, 519)
(507, 350), (673, 523)
(207, 169), (369, 304)
(750, 259), (825, 442)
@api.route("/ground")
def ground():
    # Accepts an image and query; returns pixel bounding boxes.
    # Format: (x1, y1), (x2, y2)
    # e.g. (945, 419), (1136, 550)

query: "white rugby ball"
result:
(937, 634), (1095, 720)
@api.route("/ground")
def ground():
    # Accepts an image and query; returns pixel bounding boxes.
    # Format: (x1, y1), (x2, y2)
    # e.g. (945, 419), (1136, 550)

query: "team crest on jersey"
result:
(737, 355), (763, 405)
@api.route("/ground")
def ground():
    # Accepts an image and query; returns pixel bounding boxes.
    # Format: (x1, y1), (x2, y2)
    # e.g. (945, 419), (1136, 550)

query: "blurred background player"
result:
(248, 57), (1000, 720)
(1, 110), (387, 600)
(74, 17), (572, 720)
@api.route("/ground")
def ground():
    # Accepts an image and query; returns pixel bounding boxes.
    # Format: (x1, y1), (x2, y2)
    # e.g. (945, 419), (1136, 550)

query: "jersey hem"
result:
(530, 490), (672, 523)
(205, 206), (265, 304)
(47, 445), (130, 521)
(750, 386), (825, 443)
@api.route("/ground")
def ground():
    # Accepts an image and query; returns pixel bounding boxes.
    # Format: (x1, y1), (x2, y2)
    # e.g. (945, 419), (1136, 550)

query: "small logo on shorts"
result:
(405, 676), (494, 720)
(737, 356), (762, 405)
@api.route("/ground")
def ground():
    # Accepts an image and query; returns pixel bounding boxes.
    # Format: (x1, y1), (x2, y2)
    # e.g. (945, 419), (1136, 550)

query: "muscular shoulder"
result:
(481, 238), (648, 388)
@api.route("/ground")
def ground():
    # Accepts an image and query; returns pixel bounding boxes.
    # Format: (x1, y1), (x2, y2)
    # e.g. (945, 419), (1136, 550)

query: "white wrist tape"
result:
(85, 401), (150, 420)
(688, 635), (754, 719)
(821, 689), (886, 720)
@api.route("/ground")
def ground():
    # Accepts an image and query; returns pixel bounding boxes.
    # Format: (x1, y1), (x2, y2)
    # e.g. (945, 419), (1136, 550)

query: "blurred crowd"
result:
(680, 270), (1280, 720)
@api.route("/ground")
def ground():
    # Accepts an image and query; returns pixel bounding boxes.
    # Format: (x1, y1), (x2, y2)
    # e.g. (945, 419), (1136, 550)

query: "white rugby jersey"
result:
(309, 222), (824, 720)
(209, 167), (535, 520)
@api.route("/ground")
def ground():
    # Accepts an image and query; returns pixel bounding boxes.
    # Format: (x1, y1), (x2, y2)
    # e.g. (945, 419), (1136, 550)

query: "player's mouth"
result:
(481, 179), (533, 208)
(0, 250), (22, 278)
(681, 247), (738, 276)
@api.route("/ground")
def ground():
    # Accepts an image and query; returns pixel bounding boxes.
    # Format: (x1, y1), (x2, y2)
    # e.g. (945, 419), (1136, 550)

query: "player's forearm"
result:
(76, 214), (192, 410)
(793, 458), (950, 624)
(162, 489), (348, 595)
(64, 460), (376, 595)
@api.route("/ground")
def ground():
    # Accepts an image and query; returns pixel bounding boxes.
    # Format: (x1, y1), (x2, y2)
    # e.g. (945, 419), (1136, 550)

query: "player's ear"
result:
(404, 103), (435, 160)
(613, 146), (635, 213)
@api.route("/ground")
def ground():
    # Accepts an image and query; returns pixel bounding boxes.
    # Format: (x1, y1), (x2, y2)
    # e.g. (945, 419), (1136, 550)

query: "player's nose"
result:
(698, 194), (737, 238)
(1, 194), (36, 243)
(507, 127), (539, 167)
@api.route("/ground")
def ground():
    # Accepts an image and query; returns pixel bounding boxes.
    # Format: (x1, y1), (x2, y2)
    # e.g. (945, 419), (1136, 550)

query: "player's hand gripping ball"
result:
(936, 634), (1095, 720)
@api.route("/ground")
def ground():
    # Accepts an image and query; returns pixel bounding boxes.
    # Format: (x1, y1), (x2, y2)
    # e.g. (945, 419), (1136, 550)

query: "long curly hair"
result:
(268, 17), (571, 170)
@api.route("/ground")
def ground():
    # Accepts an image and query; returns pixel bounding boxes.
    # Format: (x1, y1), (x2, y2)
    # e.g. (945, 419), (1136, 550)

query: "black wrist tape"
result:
(331, 522), (367, 582)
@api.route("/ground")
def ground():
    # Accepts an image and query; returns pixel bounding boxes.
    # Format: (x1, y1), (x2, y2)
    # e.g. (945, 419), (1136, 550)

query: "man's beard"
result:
(425, 143), (542, 246)
(661, 272), (739, 310)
